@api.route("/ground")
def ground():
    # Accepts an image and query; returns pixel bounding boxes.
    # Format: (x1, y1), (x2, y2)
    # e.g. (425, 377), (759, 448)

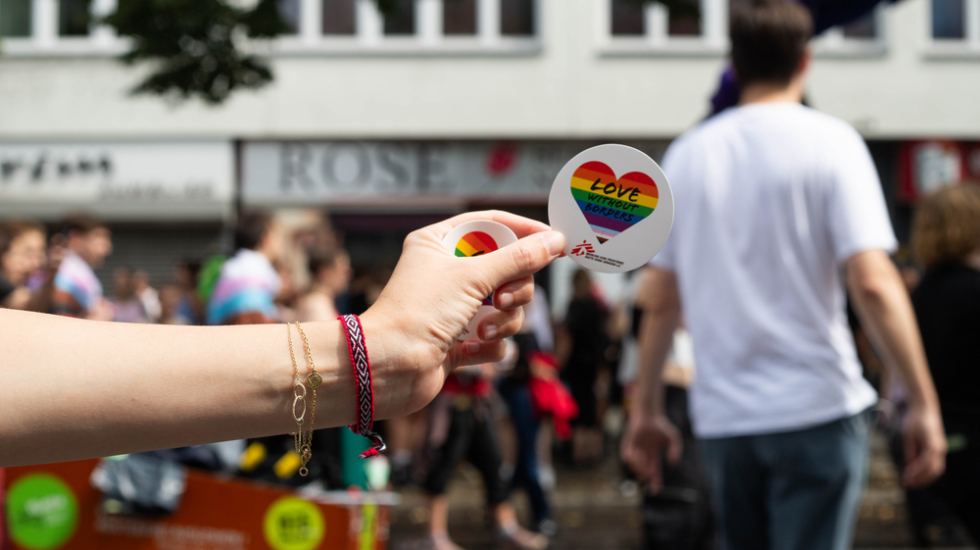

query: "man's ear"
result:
(796, 46), (813, 79)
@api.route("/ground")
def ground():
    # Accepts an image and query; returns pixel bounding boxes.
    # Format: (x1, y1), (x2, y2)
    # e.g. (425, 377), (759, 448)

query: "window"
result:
(322, 0), (356, 35)
(278, 0), (301, 34)
(444, 0), (477, 35)
(611, 0), (644, 36)
(0, 0), (123, 54)
(274, 0), (540, 54)
(928, 0), (980, 55)
(0, 0), (32, 37)
(812, 6), (886, 56)
(605, 0), (726, 54)
(842, 12), (877, 39)
(60, 0), (92, 36)
(933, 0), (966, 39)
(500, 0), (533, 36)
(384, 0), (416, 35)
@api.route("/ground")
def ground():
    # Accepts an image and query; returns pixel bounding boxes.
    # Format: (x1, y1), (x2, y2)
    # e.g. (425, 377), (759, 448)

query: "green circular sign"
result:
(5, 474), (79, 550)
(263, 497), (325, 550)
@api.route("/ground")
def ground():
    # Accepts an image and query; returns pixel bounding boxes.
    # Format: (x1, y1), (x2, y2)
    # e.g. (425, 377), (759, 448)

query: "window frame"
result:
(267, 0), (541, 57)
(811, 5), (888, 58)
(926, 0), (980, 58)
(0, 0), (127, 56)
(0, 0), (541, 57)
(599, 0), (728, 57)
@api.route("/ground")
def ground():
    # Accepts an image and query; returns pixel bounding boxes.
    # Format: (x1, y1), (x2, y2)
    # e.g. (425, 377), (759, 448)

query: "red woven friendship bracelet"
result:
(339, 314), (386, 458)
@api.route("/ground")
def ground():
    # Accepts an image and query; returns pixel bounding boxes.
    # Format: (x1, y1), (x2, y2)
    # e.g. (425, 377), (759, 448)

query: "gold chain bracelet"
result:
(287, 321), (322, 477)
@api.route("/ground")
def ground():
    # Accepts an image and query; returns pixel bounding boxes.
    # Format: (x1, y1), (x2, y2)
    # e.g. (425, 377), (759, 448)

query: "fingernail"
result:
(464, 340), (481, 354)
(498, 293), (514, 309)
(484, 324), (498, 340)
(543, 231), (565, 257)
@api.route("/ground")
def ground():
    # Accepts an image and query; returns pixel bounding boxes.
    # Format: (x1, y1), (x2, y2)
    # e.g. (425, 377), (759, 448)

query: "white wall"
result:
(0, 0), (978, 140)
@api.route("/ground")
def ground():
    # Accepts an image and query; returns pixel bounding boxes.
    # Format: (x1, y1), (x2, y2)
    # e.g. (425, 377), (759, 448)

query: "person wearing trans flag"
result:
(206, 212), (284, 326)
(52, 214), (114, 320)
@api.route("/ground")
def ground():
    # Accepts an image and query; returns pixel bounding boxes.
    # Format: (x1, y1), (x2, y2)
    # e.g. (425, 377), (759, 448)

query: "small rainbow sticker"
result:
(571, 161), (658, 244)
(455, 231), (500, 258)
(456, 231), (500, 305)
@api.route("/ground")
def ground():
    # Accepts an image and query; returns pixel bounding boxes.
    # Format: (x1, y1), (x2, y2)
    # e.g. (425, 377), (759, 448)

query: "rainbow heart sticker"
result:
(441, 220), (519, 337)
(570, 161), (659, 244)
(455, 231), (499, 258)
(455, 231), (501, 305)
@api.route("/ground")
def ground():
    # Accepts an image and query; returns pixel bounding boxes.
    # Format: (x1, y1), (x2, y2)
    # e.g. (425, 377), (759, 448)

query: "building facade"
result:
(2, 0), (979, 288)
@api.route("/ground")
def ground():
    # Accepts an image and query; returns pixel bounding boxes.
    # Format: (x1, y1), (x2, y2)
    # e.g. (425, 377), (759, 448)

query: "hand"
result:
(902, 404), (947, 488)
(621, 413), (683, 493)
(362, 211), (565, 419)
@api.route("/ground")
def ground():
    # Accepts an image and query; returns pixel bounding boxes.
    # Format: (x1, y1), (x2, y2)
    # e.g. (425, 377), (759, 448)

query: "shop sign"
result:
(898, 140), (980, 202)
(0, 141), (234, 221)
(242, 141), (668, 207)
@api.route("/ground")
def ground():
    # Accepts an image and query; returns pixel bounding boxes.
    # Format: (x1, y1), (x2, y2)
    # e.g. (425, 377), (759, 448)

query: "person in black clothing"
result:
(562, 269), (609, 465)
(909, 183), (980, 544)
(497, 329), (555, 535)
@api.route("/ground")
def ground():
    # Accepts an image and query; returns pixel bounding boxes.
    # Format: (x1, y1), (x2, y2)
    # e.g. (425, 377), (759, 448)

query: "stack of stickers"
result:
(442, 144), (674, 339)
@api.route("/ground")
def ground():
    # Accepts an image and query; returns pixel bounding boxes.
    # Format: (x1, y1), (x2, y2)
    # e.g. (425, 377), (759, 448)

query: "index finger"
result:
(429, 210), (553, 240)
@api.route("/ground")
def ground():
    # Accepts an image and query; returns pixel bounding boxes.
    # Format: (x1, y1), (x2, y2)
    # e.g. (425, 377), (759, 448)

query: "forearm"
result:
(634, 302), (680, 417)
(0, 309), (358, 467)
(849, 267), (938, 409)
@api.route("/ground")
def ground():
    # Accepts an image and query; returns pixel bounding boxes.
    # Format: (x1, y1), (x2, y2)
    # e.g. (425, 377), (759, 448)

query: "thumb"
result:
(477, 231), (565, 289)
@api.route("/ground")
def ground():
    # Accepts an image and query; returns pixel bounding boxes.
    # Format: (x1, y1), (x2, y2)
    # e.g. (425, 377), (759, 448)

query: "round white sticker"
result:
(548, 144), (674, 273)
(441, 220), (519, 341)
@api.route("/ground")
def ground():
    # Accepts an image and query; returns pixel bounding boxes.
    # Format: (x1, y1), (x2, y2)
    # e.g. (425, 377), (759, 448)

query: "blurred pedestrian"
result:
(206, 211), (283, 325)
(562, 269), (608, 466)
(297, 248), (351, 322)
(133, 270), (161, 323)
(908, 183), (980, 544)
(0, 220), (47, 310)
(173, 260), (203, 324)
(622, 2), (946, 549)
(294, 247), (354, 490)
(158, 284), (192, 325)
(421, 364), (548, 550)
(52, 214), (114, 320)
(619, 268), (714, 550)
(110, 267), (148, 323)
(497, 324), (561, 536)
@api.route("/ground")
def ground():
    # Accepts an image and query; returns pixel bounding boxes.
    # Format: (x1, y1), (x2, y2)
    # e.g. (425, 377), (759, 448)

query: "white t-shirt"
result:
(650, 103), (895, 438)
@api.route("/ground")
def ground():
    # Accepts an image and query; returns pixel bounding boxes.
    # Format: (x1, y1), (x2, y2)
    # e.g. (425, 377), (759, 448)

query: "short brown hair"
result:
(57, 213), (107, 237)
(912, 183), (980, 268)
(730, 0), (813, 87)
(234, 211), (274, 251)
(0, 219), (46, 256)
(308, 248), (347, 277)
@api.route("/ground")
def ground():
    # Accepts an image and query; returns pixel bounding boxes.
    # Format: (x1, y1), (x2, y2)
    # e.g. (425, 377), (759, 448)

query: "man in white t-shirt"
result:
(621, 2), (947, 548)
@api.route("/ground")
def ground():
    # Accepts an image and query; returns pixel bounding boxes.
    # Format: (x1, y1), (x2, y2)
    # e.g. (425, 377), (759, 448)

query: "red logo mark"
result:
(570, 241), (595, 257)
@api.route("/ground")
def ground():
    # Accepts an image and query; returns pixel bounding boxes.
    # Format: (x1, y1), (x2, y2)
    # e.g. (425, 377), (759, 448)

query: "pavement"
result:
(385, 433), (977, 550)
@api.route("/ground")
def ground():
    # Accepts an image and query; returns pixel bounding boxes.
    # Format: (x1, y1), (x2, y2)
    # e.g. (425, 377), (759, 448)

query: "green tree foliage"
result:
(103, 0), (692, 104)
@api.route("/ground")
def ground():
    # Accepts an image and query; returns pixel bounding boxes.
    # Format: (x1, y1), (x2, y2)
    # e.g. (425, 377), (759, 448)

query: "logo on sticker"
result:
(456, 231), (500, 305)
(570, 161), (659, 244)
(570, 241), (594, 257)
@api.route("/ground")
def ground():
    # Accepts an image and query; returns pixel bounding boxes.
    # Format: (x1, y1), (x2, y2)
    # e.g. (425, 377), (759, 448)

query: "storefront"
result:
(0, 140), (235, 285)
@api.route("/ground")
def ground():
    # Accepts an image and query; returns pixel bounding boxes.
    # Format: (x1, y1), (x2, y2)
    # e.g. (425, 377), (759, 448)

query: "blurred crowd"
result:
(3, 177), (979, 549)
(4, 2), (980, 547)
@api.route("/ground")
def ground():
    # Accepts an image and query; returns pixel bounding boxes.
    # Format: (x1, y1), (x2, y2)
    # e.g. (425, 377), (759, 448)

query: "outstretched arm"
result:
(0, 211), (566, 467)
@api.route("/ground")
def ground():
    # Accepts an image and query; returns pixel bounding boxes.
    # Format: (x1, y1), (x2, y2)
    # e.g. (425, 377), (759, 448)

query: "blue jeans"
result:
(699, 410), (872, 550)
(499, 381), (550, 524)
